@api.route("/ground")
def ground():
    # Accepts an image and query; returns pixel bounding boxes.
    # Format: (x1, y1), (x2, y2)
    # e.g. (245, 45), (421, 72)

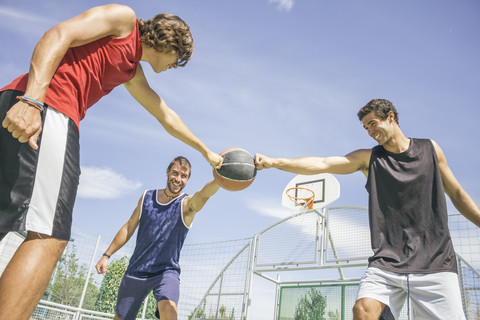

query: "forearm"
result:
(188, 180), (220, 214)
(104, 226), (132, 256)
(270, 157), (329, 175)
(159, 106), (210, 157)
(451, 190), (480, 228)
(200, 180), (221, 199)
(258, 151), (367, 175)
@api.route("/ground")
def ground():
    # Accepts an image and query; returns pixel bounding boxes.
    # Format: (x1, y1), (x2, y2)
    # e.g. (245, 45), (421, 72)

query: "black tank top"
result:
(366, 138), (457, 273)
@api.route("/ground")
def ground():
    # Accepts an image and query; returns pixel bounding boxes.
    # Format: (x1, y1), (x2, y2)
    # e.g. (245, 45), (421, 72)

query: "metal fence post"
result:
(273, 274), (280, 320)
(75, 234), (101, 319)
(243, 235), (257, 320)
(140, 296), (149, 319)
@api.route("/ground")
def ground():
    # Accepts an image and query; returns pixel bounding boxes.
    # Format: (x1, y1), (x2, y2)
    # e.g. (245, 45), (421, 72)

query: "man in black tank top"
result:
(255, 99), (480, 319)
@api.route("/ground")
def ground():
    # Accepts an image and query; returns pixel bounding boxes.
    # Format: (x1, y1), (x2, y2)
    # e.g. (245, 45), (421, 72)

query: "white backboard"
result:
(282, 173), (340, 210)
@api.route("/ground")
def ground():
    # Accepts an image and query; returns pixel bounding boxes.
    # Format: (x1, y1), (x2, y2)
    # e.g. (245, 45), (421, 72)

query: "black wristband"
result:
(103, 253), (111, 259)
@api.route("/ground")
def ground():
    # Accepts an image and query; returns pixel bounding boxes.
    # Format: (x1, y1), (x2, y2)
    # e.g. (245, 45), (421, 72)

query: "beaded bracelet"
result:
(16, 95), (44, 112)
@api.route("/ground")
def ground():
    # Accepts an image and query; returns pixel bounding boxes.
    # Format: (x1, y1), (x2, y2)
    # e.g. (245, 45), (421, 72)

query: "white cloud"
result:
(0, 6), (54, 24)
(77, 166), (142, 199)
(246, 197), (292, 219)
(269, 0), (295, 11)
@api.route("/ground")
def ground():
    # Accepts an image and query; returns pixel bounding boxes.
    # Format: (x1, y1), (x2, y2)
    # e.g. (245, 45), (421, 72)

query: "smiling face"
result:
(361, 111), (396, 146)
(166, 162), (190, 195)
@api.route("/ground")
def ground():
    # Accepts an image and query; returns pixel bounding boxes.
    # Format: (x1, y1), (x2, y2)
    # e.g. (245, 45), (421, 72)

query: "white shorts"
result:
(356, 267), (465, 319)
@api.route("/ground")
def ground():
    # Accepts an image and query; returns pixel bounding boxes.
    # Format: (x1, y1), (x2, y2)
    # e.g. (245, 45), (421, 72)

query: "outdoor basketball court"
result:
(1, 174), (478, 319)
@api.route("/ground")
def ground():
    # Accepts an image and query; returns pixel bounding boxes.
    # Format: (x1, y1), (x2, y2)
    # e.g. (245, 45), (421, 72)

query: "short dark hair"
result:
(167, 156), (192, 177)
(138, 13), (194, 67)
(357, 99), (399, 124)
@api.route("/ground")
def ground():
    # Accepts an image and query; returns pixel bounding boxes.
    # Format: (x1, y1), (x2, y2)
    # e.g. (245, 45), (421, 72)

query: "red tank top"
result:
(1, 21), (142, 129)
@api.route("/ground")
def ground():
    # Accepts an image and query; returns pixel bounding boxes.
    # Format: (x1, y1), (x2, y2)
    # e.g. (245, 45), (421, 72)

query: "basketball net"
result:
(286, 187), (315, 210)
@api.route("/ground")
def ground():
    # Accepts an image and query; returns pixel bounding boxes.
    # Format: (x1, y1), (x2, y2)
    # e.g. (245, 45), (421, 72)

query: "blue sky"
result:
(1, 0), (479, 318)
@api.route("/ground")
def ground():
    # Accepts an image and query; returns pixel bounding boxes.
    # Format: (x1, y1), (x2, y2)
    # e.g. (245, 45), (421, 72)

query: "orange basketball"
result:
(213, 148), (257, 191)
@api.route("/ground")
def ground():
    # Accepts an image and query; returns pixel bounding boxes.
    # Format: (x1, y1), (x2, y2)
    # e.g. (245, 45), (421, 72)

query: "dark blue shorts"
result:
(115, 271), (180, 320)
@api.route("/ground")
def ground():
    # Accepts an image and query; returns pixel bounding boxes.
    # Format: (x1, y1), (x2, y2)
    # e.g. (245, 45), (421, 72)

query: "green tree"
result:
(189, 307), (206, 319)
(328, 309), (340, 320)
(220, 304), (226, 318)
(294, 288), (327, 320)
(95, 256), (157, 317)
(137, 292), (157, 319)
(96, 256), (129, 313)
(45, 244), (99, 309)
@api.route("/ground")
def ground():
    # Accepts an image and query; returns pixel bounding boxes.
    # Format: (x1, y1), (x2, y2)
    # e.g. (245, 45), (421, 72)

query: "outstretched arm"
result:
(124, 66), (223, 169)
(2, 4), (137, 149)
(182, 180), (221, 227)
(432, 140), (480, 228)
(255, 149), (371, 177)
(95, 194), (143, 275)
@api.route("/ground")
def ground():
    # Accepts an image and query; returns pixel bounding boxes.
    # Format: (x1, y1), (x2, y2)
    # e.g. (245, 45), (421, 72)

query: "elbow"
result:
(161, 120), (177, 136)
(41, 25), (70, 48)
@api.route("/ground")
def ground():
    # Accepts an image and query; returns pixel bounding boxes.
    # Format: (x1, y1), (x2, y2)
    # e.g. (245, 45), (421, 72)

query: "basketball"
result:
(213, 148), (257, 191)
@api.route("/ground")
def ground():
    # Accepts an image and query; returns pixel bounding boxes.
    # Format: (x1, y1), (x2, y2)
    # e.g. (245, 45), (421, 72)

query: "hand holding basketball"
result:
(213, 148), (257, 191)
(205, 150), (224, 169)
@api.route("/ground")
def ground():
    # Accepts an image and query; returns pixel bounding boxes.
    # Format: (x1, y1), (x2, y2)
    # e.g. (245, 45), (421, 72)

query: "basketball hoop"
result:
(286, 187), (315, 210)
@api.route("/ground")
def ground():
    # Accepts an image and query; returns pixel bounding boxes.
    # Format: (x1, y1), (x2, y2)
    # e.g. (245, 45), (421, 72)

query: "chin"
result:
(169, 186), (183, 194)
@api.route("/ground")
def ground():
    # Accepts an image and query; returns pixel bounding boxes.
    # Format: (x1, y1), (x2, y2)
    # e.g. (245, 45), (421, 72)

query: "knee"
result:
(353, 302), (367, 320)
(157, 300), (177, 320)
(353, 299), (382, 320)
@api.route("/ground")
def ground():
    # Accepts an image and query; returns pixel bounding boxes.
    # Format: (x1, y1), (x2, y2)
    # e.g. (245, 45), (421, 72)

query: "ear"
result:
(388, 110), (395, 122)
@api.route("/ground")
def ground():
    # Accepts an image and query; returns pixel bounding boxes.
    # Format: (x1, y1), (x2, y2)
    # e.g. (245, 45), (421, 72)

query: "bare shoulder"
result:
(346, 149), (372, 167)
(429, 139), (447, 162)
(342, 149), (371, 177)
(182, 194), (194, 206)
(97, 4), (136, 20)
(429, 138), (440, 150)
(80, 4), (137, 38)
(58, 4), (138, 45)
(102, 4), (137, 37)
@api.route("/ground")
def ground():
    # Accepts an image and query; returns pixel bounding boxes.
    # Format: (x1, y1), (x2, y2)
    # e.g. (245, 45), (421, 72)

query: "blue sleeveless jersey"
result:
(125, 190), (189, 278)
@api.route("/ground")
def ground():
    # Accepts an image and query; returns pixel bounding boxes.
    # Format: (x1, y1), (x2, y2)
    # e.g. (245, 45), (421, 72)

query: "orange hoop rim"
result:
(286, 187), (315, 210)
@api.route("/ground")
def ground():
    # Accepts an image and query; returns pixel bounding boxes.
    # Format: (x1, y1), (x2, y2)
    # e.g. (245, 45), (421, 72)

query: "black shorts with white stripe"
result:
(0, 90), (80, 240)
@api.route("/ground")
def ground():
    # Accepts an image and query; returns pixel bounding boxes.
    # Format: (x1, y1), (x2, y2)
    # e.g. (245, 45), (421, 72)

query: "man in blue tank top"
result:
(95, 156), (220, 320)
(255, 99), (480, 320)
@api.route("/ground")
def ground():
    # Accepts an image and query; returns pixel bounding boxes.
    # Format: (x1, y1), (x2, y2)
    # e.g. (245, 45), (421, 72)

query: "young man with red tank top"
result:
(0, 4), (222, 319)
(255, 99), (480, 320)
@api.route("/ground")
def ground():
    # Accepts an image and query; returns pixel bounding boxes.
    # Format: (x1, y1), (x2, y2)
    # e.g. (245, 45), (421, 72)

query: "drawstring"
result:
(406, 274), (411, 320)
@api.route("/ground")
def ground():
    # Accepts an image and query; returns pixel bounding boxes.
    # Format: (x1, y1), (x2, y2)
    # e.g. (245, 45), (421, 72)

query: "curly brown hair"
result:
(138, 13), (194, 67)
(357, 99), (399, 124)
